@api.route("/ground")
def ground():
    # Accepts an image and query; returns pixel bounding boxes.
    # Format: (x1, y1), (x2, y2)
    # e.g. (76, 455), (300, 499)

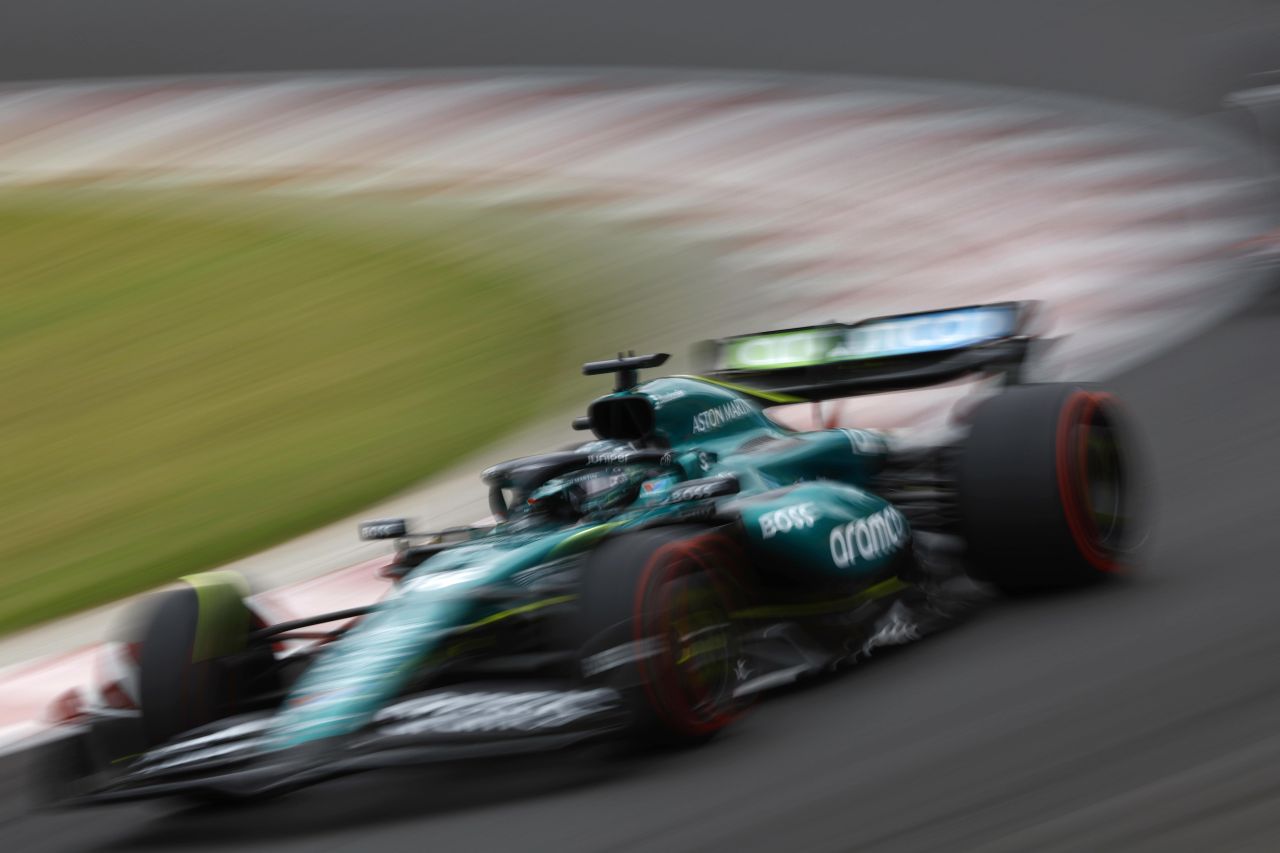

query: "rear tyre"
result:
(957, 384), (1136, 593)
(135, 571), (277, 746)
(574, 527), (749, 745)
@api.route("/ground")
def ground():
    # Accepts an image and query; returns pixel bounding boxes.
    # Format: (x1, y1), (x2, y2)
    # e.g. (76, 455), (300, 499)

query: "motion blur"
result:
(2, 2), (1278, 851)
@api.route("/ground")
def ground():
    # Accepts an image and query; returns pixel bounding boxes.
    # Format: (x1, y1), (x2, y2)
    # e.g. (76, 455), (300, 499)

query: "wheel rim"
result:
(634, 536), (744, 735)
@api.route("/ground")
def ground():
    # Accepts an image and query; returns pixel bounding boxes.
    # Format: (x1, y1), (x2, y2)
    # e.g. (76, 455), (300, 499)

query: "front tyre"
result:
(957, 384), (1138, 592)
(574, 527), (749, 745)
(135, 571), (277, 746)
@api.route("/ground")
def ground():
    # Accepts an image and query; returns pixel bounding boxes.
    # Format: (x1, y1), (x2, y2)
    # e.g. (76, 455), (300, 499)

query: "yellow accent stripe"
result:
(179, 570), (253, 662)
(550, 521), (623, 557)
(675, 375), (806, 405)
(459, 595), (577, 632)
(730, 577), (909, 620)
(180, 569), (251, 599)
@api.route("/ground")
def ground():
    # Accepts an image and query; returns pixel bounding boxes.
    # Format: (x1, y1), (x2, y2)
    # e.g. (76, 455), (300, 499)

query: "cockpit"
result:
(482, 444), (676, 527)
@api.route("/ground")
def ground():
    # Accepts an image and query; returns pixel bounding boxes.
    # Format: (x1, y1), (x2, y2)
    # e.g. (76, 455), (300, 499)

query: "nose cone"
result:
(261, 535), (562, 750)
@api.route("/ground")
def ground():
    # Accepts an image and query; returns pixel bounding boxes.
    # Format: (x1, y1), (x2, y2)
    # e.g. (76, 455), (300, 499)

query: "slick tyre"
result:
(575, 527), (749, 746)
(957, 384), (1136, 593)
(135, 571), (276, 746)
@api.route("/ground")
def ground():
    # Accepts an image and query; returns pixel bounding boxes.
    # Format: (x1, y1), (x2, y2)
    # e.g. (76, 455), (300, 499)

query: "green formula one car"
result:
(39, 301), (1137, 805)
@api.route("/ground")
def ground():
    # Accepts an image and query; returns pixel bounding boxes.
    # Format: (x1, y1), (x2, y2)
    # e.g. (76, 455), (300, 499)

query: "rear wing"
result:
(696, 302), (1040, 403)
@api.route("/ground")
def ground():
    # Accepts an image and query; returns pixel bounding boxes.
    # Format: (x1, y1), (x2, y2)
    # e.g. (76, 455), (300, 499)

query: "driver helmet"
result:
(526, 466), (651, 520)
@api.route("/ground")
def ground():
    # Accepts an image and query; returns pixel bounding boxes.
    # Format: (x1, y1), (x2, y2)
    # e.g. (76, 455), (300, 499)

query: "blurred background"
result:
(2, 1), (1280, 850)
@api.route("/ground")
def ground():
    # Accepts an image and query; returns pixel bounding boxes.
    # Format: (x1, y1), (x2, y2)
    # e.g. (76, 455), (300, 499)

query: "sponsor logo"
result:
(374, 689), (618, 735)
(722, 329), (840, 370)
(832, 306), (1016, 360)
(692, 399), (754, 434)
(759, 502), (818, 538)
(649, 389), (686, 405)
(142, 719), (273, 763)
(587, 450), (634, 465)
(670, 484), (716, 502)
(719, 306), (1016, 369)
(359, 518), (407, 540)
(668, 475), (737, 503)
(829, 506), (909, 568)
(139, 739), (262, 775)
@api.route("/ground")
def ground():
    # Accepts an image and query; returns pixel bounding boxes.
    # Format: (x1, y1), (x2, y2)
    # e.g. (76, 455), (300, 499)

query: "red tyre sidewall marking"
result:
(632, 534), (743, 736)
(1055, 391), (1124, 573)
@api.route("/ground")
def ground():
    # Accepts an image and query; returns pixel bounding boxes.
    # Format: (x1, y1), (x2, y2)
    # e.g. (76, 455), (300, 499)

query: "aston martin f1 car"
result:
(39, 301), (1136, 805)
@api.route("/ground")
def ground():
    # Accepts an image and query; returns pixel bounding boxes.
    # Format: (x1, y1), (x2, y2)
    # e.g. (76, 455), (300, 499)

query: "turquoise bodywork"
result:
(265, 375), (910, 749)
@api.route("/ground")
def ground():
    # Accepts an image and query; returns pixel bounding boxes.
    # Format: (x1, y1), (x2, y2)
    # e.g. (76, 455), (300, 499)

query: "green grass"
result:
(0, 189), (600, 634)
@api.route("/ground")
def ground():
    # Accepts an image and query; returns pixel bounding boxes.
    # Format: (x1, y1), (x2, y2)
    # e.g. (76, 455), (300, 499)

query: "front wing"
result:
(49, 685), (629, 805)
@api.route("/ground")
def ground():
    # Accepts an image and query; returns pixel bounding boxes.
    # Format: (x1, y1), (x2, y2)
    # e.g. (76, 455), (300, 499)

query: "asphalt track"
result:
(5, 1), (1280, 851)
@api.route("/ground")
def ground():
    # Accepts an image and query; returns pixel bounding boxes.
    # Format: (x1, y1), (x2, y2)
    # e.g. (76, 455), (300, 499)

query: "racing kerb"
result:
(0, 68), (1274, 793)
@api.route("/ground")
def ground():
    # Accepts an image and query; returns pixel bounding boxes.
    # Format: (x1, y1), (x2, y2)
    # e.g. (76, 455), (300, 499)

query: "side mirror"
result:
(358, 518), (408, 540)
